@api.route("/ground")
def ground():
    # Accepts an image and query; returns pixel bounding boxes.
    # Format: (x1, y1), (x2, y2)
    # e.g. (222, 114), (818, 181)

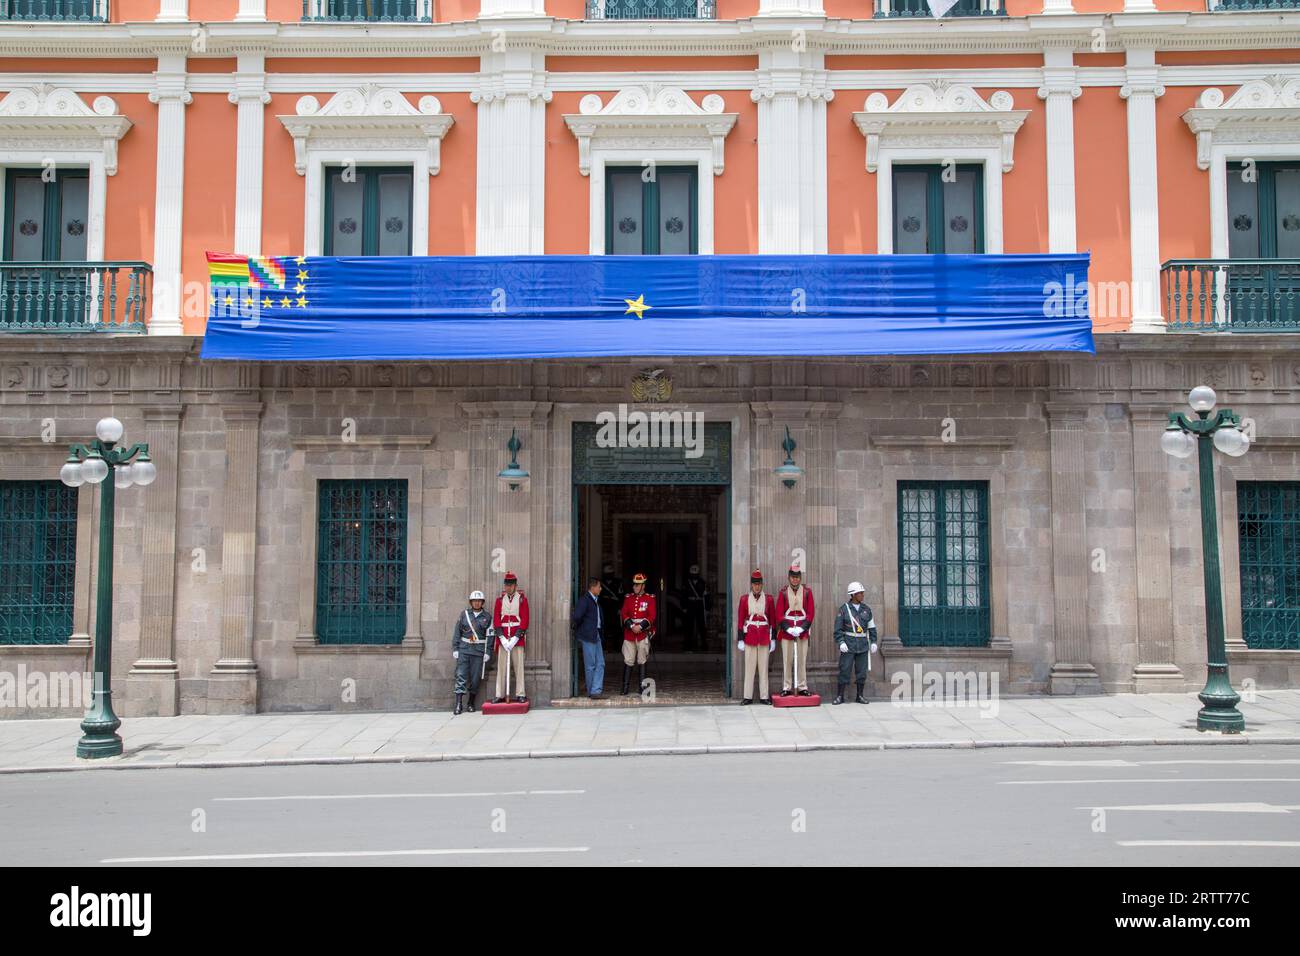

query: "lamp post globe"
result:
(1213, 426), (1249, 457)
(80, 455), (109, 484)
(130, 457), (157, 486)
(1188, 385), (1217, 413)
(95, 417), (125, 444)
(60, 458), (85, 487)
(1160, 426), (1195, 459)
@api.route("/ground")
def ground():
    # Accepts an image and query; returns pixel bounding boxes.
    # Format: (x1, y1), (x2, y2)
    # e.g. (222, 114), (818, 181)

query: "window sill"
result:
(0, 641), (91, 655)
(1228, 647), (1300, 662)
(880, 637), (1012, 659)
(294, 637), (424, 654)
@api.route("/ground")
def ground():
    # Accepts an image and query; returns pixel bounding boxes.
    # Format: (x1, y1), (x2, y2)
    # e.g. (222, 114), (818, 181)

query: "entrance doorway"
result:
(570, 421), (732, 703)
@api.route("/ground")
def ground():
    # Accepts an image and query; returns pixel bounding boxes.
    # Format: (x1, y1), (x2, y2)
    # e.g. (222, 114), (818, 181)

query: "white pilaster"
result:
(752, 47), (832, 255)
(155, 0), (189, 20)
(1121, 47), (1165, 332)
(479, 0), (546, 14)
(757, 0), (825, 13)
(235, 0), (266, 20)
(230, 53), (270, 257)
(1040, 0), (1074, 12)
(1123, 0), (1157, 11)
(473, 49), (550, 255)
(1037, 46), (1080, 254)
(148, 55), (190, 336)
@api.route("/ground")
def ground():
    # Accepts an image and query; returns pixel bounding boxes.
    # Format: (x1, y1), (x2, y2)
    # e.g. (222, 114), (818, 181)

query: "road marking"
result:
(1117, 841), (1300, 848)
(102, 847), (591, 863)
(1001, 778), (1300, 785)
(1075, 802), (1291, 813)
(213, 790), (585, 802)
(1007, 759), (1300, 767)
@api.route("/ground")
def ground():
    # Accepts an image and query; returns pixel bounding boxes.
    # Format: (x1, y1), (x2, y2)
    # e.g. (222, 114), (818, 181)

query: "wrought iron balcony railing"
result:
(302, 0), (431, 21)
(0, 262), (150, 333)
(1162, 259), (1300, 332)
(875, 0), (1005, 16)
(585, 0), (715, 18)
(1211, 0), (1300, 10)
(0, 0), (106, 19)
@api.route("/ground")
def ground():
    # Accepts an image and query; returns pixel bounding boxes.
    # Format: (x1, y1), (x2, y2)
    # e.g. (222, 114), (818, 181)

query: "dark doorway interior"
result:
(576, 483), (727, 701)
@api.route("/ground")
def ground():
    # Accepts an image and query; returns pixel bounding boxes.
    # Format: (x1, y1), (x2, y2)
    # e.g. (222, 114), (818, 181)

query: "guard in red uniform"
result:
(775, 565), (816, 697)
(492, 571), (529, 704)
(736, 569), (776, 705)
(620, 572), (656, 696)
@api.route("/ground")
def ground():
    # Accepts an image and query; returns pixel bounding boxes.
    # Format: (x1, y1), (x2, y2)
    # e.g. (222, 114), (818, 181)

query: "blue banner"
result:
(202, 252), (1093, 361)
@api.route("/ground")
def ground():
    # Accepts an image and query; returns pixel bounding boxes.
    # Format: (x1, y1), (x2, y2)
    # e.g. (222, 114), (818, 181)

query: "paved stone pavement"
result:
(2, 690), (1299, 773)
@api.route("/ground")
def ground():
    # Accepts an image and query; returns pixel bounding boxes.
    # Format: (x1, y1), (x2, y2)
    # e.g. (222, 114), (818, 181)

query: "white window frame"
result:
(591, 151), (715, 256)
(876, 152), (1003, 255)
(310, 157), (425, 258)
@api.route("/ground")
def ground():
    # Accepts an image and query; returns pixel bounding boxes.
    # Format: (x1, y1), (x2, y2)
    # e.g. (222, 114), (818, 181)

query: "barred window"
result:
(897, 481), (990, 647)
(0, 480), (77, 645)
(315, 479), (408, 645)
(1238, 482), (1300, 650)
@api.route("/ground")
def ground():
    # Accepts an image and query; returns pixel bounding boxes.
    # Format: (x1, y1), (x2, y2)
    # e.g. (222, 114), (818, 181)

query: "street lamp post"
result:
(60, 417), (156, 759)
(1160, 386), (1250, 733)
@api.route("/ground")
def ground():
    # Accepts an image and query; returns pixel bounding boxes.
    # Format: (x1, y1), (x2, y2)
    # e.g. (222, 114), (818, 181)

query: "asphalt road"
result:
(2, 744), (1298, 866)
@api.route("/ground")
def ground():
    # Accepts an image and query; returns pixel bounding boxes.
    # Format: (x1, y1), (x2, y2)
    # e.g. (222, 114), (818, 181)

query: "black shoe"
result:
(589, 693), (602, 700)
(492, 697), (505, 705)
(514, 696), (528, 704)
(797, 688), (811, 697)
(466, 694), (476, 713)
(832, 684), (847, 705)
(856, 682), (869, 704)
(453, 693), (464, 716)
(621, 665), (632, 695)
(780, 688), (792, 697)
(741, 698), (754, 706)
(760, 698), (772, 705)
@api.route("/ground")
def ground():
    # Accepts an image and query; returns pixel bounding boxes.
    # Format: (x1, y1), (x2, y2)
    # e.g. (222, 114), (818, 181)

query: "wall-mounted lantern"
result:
(497, 427), (529, 491)
(774, 426), (802, 489)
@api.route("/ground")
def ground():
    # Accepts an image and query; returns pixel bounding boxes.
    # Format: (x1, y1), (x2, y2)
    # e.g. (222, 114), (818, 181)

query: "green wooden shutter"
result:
(897, 480), (990, 647)
(1238, 481), (1300, 650)
(0, 480), (77, 645)
(315, 479), (408, 645)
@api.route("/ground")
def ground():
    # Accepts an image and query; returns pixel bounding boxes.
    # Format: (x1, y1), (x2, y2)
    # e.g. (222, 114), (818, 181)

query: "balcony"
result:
(1211, 0), (1300, 9)
(585, 0), (715, 18)
(874, 0), (1006, 16)
(302, 0), (431, 21)
(0, 0), (106, 19)
(0, 262), (150, 333)
(1161, 259), (1300, 332)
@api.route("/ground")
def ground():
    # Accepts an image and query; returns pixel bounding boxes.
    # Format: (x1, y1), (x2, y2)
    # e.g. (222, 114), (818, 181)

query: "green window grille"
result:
(315, 479), (408, 645)
(897, 481), (990, 647)
(0, 480), (77, 645)
(1237, 482), (1300, 650)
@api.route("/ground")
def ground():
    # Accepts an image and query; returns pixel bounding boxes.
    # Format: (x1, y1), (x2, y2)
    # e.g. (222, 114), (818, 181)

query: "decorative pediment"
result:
(851, 82), (1028, 173)
(563, 85), (738, 176)
(0, 86), (131, 175)
(1182, 76), (1300, 170)
(278, 86), (455, 175)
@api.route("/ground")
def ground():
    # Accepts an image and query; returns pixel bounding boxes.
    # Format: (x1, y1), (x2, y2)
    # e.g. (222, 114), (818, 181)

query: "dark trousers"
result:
(455, 651), (485, 694)
(838, 650), (870, 685)
(685, 604), (706, 650)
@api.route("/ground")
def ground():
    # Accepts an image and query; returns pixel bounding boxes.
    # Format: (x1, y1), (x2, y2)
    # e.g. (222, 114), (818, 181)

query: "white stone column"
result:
(1038, 46), (1080, 254)
(756, 0), (825, 13)
(1121, 48), (1165, 332)
(236, 0), (266, 19)
(1040, 0), (1073, 11)
(230, 53), (270, 257)
(148, 55), (190, 336)
(473, 49), (550, 255)
(479, 0), (545, 14)
(752, 47), (832, 255)
(156, 0), (188, 20)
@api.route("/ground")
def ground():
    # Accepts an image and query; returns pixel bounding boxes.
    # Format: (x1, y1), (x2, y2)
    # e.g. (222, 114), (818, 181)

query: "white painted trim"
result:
(1039, 48), (1080, 254)
(303, 151), (431, 258)
(0, 155), (108, 262)
(231, 54), (270, 257)
(147, 58), (190, 336)
(155, 0), (188, 21)
(235, 0), (267, 20)
(1121, 48), (1164, 332)
(588, 149), (716, 255)
(0, 87), (130, 180)
(1207, 143), (1300, 261)
(875, 149), (1004, 256)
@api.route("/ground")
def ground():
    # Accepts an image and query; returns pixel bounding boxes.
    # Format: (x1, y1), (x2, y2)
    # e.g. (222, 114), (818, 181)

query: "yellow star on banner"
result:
(623, 294), (652, 319)
(262, 296), (274, 310)
(294, 283), (305, 295)
(295, 256), (306, 265)
(280, 296), (292, 309)
(297, 270), (308, 281)
(297, 296), (309, 308)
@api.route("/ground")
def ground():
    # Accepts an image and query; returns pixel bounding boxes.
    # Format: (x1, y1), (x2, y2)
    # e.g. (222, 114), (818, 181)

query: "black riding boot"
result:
(453, 693), (464, 716)
(621, 666), (632, 695)
(855, 681), (869, 704)
(832, 684), (847, 705)
(466, 692), (477, 713)
(638, 664), (647, 697)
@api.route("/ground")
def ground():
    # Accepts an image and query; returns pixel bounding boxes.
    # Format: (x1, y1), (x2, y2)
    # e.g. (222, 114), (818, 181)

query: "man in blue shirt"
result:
(571, 577), (606, 699)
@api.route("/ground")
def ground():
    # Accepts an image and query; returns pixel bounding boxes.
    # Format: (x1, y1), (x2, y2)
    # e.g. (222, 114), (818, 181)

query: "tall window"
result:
(3, 168), (89, 262)
(323, 166), (413, 256)
(897, 481), (990, 647)
(605, 165), (698, 255)
(315, 479), (409, 645)
(0, 481), (77, 646)
(1238, 482), (1300, 650)
(1226, 161), (1300, 326)
(892, 163), (984, 254)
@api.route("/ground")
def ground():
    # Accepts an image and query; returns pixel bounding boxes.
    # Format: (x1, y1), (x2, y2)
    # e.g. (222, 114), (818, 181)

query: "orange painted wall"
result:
(188, 0), (239, 19)
(827, 88), (874, 254)
(2, 59), (155, 73)
(1158, 49), (1300, 65)
(828, 54), (1045, 71)
(265, 57), (480, 73)
(181, 94), (238, 334)
(104, 93), (158, 264)
(429, 92), (477, 256)
(1000, 87), (1047, 255)
(1157, 85), (1216, 266)
(262, 92), (308, 259)
(548, 56), (760, 73)
(113, 0), (159, 20)
(1073, 87), (1130, 333)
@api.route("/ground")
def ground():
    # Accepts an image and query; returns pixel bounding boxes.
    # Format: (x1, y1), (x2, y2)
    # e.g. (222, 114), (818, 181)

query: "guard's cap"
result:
(632, 572), (647, 585)
(504, 571), (517, 584)
(469, 590), (485, 602)
(788, 565), (803, 576)
(689, 564), (700, 575)
(751, 569), (763, 583)
(847, 581), (865, 596)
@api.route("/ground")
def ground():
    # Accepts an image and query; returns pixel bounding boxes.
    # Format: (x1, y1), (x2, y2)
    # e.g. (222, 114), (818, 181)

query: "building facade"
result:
(1, 0), (1298, 717)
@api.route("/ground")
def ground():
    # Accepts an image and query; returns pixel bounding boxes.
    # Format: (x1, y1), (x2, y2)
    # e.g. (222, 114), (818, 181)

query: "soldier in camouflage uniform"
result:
(833, 582), (877, 705)
(451, 589), (492, 715)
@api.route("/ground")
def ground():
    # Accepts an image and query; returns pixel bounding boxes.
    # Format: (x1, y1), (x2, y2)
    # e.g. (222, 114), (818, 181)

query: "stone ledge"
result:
(1228, 648), (1300, 663)
(293, 639), (424, 655)
(0, 644), (92, 656)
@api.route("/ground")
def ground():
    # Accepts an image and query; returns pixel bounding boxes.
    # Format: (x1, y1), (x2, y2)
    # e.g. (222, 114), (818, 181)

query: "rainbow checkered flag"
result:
(207, 252), (302, 328)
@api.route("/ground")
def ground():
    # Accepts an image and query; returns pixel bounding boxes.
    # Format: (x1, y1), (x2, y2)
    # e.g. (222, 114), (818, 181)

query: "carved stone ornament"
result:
(279, 87), (454, 176)
(852, 82), (1028, 174)
(0, 86), (132, 175)
(1182, 76), (1300, 171)
(631, 368), (673, 403)
(563, 86), (738, 177)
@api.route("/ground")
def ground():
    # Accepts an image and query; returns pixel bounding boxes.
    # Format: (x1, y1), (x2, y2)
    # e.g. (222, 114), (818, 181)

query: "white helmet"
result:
(846, 582), (865, 597)
(469, 590), (485, 602)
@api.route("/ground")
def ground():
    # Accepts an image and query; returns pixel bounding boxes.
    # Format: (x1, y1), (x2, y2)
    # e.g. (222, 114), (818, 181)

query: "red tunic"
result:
(620, 593), (656, 643)
(493, 591), (529, 650)
(775, 585), (815, 641)
(736, 592), (777, 647)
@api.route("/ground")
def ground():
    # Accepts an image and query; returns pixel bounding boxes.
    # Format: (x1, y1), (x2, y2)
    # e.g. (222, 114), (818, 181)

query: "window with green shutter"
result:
(897, 480), (990, 647)
(892, 163), (984, 255)
(315, 479), (408, 645)
(605, 165), (698, 255)
(1237, 482), (1300, 650)
(0, 480), (77, 645)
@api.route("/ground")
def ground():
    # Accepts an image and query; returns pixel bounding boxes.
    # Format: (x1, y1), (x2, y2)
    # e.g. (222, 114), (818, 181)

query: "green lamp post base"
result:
(1196, 668), (1245, 734)
(77, 709), (123, 759)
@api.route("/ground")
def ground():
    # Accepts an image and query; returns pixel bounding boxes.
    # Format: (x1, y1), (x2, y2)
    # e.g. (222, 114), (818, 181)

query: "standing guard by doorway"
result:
(684, 563), (709, 653)
(834, 582), (877, 705)
(737, 569), (776, 705)
(451, 589), (492, 715)
(776, 565), (815, 697)
(492, 571), (529, 704)
(620, 572), (656, 695)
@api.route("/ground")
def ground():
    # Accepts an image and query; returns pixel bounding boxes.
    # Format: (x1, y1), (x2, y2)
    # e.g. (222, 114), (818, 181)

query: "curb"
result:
(2, 734), (1299, 774)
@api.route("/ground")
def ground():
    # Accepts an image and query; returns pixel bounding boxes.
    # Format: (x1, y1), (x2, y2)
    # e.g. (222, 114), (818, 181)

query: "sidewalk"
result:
(3, 690), (1300, 774)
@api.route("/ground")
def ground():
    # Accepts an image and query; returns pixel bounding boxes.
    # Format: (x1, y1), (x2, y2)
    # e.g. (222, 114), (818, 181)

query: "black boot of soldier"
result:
(453, 693), (464, 716)
(621, 666), (632, 695)
(466, 692), (477, 712)
(833, 684), (846, 705)
(638, 664), (647, 697)
(856, 681), (869, 704)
